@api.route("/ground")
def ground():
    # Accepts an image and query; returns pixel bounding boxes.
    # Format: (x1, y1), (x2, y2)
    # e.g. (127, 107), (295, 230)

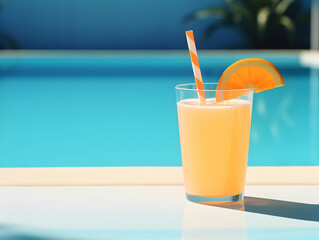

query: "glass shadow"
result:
(216, 196), (319, 222)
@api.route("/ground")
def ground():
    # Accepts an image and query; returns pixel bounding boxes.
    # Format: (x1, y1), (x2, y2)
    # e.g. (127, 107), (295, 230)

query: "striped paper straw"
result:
(185, 30), (206, 104)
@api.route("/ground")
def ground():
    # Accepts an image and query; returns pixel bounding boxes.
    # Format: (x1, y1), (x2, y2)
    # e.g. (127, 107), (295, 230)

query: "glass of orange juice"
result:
(176, 83), (253, 204)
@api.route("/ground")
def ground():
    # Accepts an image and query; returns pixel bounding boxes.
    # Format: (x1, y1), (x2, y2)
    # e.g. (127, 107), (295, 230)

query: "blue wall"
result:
(0, 0), (312, 49)
(0, 0), (291, 50)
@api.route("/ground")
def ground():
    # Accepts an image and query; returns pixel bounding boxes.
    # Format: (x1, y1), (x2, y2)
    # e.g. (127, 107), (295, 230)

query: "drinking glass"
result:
(176, 83), (253, 204)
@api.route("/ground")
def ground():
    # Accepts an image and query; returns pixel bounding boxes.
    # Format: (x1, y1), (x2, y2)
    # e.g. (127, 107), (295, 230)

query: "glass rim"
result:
(175, 83), (252, 92)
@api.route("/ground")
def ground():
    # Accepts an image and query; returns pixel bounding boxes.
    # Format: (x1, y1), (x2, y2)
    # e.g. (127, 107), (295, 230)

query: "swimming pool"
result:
(0, 51), (318, 167)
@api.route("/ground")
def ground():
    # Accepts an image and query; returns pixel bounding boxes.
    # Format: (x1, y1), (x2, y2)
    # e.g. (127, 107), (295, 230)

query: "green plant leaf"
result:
(183, 7), (227, 22)
(279, 15), (296, 46)
(257, 7), (271, 37)
(280, 15), (295, 33)
(275, 0), (294, 15)
(223, 0), (255, 28)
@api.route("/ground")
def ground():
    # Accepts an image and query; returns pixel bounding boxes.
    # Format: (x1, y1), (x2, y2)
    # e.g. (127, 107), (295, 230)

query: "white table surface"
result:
(0, 185), (318, 240)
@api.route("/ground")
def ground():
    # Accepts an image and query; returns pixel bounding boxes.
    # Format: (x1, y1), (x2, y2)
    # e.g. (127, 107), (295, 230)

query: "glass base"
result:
(186, 193), (243, 205)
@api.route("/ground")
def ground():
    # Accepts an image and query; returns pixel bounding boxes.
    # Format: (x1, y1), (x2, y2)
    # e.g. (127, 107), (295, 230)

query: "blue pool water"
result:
(0, 52), (318, 167)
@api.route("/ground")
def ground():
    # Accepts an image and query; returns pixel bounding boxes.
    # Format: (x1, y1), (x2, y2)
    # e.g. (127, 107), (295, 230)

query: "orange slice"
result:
(216, 58), (285, 102)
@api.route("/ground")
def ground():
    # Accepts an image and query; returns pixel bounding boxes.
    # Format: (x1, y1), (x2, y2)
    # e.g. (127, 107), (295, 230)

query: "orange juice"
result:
(177, 98), (252, 197)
